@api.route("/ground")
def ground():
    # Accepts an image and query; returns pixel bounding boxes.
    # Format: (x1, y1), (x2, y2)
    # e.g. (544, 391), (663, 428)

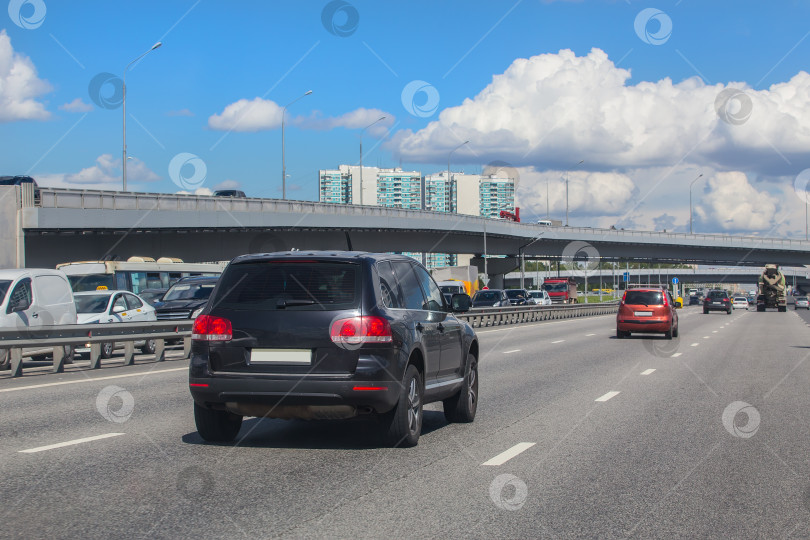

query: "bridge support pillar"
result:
(0, 186), (24, 268)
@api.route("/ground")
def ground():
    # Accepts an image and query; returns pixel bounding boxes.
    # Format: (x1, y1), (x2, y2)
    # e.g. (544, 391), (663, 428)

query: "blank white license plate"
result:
(250, 349), (312, 365)
(634, 311), (653, 317)
(713, 302), (722, 305)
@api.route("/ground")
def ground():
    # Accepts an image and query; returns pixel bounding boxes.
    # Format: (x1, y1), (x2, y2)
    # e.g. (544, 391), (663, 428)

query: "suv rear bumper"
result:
(189, 372), (401, 416)
(704, 304), (730, 311)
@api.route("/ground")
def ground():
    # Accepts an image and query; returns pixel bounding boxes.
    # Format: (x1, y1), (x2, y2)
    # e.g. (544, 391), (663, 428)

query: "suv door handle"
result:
(31, 313), (39, 318)
(437, 323), (445, 332)
(415, 323), (423, 333)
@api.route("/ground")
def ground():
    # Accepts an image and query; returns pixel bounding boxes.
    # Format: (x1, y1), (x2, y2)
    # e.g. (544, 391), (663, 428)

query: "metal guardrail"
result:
(0, 305), (617, 378)
(0, 321), (193, 378)
(459, 302), (619, 328)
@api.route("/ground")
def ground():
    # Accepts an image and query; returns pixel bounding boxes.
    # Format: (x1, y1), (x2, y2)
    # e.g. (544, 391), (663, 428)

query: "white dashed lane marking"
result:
(595, 391), (620, 402)
(551, 340), (565, 344)
(481, 442), (537, 466)
(19, 433), (125, 454)
(503, 349), (521, 354)
(641, 369), (656, 375)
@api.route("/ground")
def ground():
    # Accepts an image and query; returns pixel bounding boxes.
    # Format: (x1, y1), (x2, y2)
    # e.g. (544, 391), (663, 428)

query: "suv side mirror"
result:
(451, 293), (472, 313)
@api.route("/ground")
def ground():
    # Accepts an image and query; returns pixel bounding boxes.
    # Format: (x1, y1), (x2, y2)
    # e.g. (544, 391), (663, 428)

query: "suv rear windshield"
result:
(707, 291), (727, 299)
(212, 261), (359, 310)
(164, 282), (216, 301)
(474, 291), (501, 302)
(624, 290), (663, 305)
(505, 290), (526, 299)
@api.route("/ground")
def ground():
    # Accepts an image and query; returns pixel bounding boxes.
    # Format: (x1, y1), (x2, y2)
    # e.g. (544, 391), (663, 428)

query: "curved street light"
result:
(122, 41), (162, 192)
(448, 140), (469, 213)
(281, 90), (312, 200)
(565, 159), (584, 227)
(359, 116), (386, 205)
(689, 173), (704, 234)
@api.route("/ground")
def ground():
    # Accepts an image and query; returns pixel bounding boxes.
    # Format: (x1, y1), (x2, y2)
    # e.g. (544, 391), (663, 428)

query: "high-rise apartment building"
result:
(318, 165), (515, 269)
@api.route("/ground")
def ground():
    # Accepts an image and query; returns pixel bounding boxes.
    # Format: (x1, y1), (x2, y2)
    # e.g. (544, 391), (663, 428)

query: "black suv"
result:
(703, 290), (731, 314)
(156, 276), (218, 320)
(189, 251), (479, 447)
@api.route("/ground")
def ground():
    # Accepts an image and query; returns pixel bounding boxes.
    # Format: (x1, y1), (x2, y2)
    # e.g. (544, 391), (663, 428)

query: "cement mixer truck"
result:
(756, 264), (787, 312)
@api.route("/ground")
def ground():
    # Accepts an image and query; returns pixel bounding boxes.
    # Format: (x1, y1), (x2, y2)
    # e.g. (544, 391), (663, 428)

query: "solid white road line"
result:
(503, 349), (521, 354)
(551, 340), (565, 344)
(595, 391), (620, 402)
(671, 353), (682, 358)
(481, 442), (537, 466)
(0, 367), (187, 394)
(19, 433), (125, 454)
(641, 369), (656, 375)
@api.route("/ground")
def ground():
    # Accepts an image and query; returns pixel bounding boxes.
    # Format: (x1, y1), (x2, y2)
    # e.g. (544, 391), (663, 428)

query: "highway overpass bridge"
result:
(501, 266), (810, 292)
(2, 186), (810, 275)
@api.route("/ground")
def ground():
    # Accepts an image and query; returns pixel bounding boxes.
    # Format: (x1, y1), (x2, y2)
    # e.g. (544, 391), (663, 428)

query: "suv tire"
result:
(703, 308), (708, 314)
(194, 402), (243, 442)
(140, 339), (156, 355)
(726, 309), (731, 315)
(101, 342), (114, 359)
(443, 353), (478, 423)
(383, 364), (423, 447)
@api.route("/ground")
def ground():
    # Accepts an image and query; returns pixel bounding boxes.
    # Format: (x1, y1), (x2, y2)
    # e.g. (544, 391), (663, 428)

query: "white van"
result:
(0, 269), (77, 369)
(536, 220), (553, 226)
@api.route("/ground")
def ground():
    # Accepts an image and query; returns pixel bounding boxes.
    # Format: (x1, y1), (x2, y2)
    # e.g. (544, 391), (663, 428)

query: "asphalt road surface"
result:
(2, 305), (810, 539)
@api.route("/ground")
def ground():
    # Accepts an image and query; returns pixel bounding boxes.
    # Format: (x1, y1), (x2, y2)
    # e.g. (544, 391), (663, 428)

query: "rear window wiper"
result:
(276, 298), (317, 309)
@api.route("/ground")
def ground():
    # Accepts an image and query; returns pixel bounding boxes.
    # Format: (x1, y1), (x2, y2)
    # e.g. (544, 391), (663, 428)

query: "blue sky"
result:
(3, 1), (810, 234)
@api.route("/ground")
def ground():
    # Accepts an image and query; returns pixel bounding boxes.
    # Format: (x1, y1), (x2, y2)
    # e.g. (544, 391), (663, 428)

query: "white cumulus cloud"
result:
(695, 172), (778, 232)
(391, 48), (810, 177)
(0, 29), (52, 122)
(208, 98), (394, 135)
(297, 108), (394, 136)
(207, 97), (285, 132)
(36, 154), (160, 188)
(59, 98), (93, 113)
(517, 169), (637, 218)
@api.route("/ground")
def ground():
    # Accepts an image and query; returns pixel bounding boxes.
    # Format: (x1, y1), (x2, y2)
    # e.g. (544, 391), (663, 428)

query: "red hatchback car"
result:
(616, 288), (679, 339)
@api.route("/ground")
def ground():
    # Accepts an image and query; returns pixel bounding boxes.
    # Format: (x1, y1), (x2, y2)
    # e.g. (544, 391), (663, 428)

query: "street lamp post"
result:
(359, 116), (386, 205)
(122, 41), (162, 192)
(689, 173), (704, 234)
(565, 160), (584, 226)
(448, 140), (469, 213)
(281, 90), (312, 200)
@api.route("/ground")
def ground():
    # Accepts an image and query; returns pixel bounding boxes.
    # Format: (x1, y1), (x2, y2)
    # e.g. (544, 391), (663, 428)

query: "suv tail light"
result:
(192, 315), (233, 341)
(621, 291), (627, 304)
(330, 316), (392, 345)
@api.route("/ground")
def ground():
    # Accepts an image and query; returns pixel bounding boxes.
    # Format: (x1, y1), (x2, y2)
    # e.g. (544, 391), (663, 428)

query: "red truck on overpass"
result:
(542, 277), (578, 303)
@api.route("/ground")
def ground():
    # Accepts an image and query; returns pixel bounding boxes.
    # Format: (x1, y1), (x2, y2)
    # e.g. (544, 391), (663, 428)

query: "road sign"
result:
(672, 277), (679, 285)
(623, 272), (630, 281)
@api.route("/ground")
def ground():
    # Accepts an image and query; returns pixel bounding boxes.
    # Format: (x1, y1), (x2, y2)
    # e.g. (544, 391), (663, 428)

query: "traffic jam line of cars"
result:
(9, 278), (744, 460)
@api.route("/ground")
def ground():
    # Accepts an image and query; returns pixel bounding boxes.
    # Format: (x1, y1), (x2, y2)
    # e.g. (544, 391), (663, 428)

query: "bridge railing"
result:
(33, 187), (810, 249)
(459, 301), (619, 328)
(0, 321), (193, 378)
